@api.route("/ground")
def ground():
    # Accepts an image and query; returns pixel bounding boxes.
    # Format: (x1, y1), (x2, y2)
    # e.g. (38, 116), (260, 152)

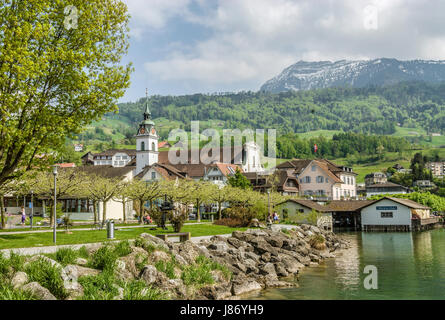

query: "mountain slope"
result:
(260, 58), (445, 93)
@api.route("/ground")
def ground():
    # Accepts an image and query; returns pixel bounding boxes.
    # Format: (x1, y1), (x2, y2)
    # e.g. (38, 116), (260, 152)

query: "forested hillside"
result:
(117, 81), (445, 136)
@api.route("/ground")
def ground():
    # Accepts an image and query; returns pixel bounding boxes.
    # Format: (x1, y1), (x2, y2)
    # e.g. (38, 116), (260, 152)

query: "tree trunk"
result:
(139, 199), (144, 224)
(102, 200), (107, 221)
(197, 199), (201, 222)
(122, 200), (127, 224)
(93, 200), (98, 224)
(218, 201), (222, 220)
(0, 194), (5, 229)
(50, 198), (55, 227)
(42, 200), (46, 218)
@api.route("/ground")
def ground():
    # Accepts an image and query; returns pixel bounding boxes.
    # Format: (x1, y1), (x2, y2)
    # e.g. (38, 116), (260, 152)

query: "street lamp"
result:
(30, 190), (34, 230)
(266, 187), (271, 223)
(52, 165), (58, 244)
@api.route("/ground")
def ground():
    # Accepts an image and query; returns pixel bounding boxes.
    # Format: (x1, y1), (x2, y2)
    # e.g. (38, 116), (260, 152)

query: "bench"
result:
(156, 232), (191, 242)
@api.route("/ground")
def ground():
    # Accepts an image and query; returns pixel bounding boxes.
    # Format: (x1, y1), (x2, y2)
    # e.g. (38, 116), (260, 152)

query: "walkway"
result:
(0, 222), (210, 235)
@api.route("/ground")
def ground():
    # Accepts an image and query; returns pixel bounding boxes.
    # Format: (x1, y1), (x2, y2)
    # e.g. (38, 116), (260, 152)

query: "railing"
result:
(420, 216), (440, 225)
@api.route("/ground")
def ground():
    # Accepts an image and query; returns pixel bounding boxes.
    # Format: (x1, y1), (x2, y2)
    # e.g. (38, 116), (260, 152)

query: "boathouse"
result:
(360, 197), (439, 231)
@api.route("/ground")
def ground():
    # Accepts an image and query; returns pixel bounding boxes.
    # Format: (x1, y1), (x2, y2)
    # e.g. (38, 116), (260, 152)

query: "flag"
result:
(314, 144), (318, 153)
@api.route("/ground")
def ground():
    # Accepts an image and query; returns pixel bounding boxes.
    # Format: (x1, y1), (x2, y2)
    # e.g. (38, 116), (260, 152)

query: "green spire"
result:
(144, 88), (151, 117)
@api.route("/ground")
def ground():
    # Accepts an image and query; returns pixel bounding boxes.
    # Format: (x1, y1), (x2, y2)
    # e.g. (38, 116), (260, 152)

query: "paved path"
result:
(0, 222), (210, 235)
(0, 233), (232, 258)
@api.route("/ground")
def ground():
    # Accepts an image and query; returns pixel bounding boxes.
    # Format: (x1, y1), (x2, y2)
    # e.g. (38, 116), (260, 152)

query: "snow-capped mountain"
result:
(260, 58), (445, 93)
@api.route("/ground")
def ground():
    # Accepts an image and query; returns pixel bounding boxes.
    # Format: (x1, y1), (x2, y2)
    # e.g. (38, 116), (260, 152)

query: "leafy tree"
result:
(0, 0), (132, 185)
(85, 174), (122, 222)
(228, 169), (251, 189)
(126, 179), (163, 224)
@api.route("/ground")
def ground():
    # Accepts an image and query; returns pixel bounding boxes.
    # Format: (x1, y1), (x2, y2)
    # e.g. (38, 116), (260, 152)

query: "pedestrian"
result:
(21, 206), (26, 226)
(273, 211), (279, 223)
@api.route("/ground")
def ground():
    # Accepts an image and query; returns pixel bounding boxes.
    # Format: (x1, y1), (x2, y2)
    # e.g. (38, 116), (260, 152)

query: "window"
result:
(347, 177), (350, 185)
(304, 176), (311, 183)
(316, 176), (324, 183)
(151, 172), (156, 180)
(326, 178), (329, 183)
(141, 141), (145, 151)
(311, 165), (316, 171)
(381, 212), (393, 218)
(115, 156), (121, 160)
(152, 142), (156, 151)
(298, 209), (304, 213)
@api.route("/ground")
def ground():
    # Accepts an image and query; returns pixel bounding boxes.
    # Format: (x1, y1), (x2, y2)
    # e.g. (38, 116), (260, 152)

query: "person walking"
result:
(21, 206), (26, 226)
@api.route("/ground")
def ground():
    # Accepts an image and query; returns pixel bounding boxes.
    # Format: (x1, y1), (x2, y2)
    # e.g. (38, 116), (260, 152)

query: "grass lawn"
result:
(0, 224), (247, 250)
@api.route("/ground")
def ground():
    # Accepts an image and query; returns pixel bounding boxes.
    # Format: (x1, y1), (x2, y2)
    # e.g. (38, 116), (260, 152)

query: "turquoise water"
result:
(247, 229), (445, 299)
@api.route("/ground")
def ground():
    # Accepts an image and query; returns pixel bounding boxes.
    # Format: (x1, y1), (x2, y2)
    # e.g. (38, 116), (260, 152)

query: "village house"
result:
(276, 159), (357, 200)
(74, 144), (84, 152)
(361, 172), (410, 196)
(426, 161), (445, 178)
(243, 170), (299, 196)
(276, 196), (439, 232)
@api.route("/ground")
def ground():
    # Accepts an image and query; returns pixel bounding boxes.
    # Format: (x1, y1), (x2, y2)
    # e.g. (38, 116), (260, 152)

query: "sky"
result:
(121, 0), (445, 102)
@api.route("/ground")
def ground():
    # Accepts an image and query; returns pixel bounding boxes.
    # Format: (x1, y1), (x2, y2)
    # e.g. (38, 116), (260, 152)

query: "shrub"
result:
(78, 270), (118, 300)
(89, 245), (118, 272)
(113, 240), (132, 257)
(222, 206), (256, 227)
(148, 207), (164, 228)
(53, 248), (78, 266)
(77, 246), (90, 259)
(25, 258), (68, 299)
(121, 280), (168, 300)
(308, 234), (327, 250)
(181, 255), (231, 286)
(214, 217), (244, 228)
(168, 207), (187, 233)
(0, 282), (37, 300)
(155, 256), (178, 279)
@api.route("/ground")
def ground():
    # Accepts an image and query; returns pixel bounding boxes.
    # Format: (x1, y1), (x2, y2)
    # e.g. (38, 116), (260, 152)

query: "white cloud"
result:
(124, 0), (445, 95)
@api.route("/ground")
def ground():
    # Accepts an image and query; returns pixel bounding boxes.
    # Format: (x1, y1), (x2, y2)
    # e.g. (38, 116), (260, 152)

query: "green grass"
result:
(0, 224), (247, 250)
(297, 130), (343, 139)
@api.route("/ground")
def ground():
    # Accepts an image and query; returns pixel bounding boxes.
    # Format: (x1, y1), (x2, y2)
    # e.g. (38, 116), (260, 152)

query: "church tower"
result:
(135, 89), (158, 175)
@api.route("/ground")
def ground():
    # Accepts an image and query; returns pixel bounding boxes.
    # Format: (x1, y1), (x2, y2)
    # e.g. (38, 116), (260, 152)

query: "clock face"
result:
(140, 127), (145, 134)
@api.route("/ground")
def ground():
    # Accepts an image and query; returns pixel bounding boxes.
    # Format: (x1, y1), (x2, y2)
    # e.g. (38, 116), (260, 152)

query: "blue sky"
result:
(121, 0), (445, 102)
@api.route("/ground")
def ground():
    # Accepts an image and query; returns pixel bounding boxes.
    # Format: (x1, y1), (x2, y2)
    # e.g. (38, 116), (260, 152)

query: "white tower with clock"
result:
(135, 90), (159, 175)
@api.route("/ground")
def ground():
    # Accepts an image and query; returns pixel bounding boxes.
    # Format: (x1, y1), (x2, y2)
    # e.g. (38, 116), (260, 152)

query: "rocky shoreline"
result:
(2, 225), (350, 300)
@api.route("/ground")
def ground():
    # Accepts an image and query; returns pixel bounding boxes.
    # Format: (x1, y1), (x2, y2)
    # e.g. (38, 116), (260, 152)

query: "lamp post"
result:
(52, 165), (58, 244)
(266, 188), (271, 223)
(30, 190), (34, 230)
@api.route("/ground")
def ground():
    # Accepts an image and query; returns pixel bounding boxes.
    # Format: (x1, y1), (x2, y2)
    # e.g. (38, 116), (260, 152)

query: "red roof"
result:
(55, 163), (76, 168)
(158, 141), (171, 148)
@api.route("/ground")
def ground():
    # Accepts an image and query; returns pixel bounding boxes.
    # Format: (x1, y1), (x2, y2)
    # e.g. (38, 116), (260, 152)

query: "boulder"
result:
(139, 265), (158, 285)
(176, 241), (202, 264)
(208, 241), (229, 252)
(231, 279), (262, 296)
(259, 262), (277, 277)
(139, 233), (169, 250)
(74, 258), (88, 266)
(150, 250), (171, 263)
(226, 237), (244, 249)
(265, 235), (284, 248)
(22, 282), (57, 300)
(261, 252), (271, 262)
(274, 263), (289, 277)
(11, 271), (28, 289)
(26, 255), (62, 270)
(63, 265), (100, 278)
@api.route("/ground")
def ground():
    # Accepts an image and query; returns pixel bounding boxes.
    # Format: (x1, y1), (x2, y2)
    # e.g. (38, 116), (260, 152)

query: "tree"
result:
(209, 184), (236, 220)
(0, 0), (132, 185)
(85, 174), (122, 222)
(227, 168), (251, 189)
(126, 179), (163, 223)
(113, 182), (131, 224)
(32, 168), (86, 226)
(188, 181), (213, 222)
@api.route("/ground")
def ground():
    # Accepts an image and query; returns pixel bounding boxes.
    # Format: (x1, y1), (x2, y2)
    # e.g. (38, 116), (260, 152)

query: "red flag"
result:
(314, 144), (318, 153)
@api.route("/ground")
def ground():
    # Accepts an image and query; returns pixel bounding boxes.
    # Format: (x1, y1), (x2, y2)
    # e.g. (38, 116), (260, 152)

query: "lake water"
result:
(247, 229), (445, 300)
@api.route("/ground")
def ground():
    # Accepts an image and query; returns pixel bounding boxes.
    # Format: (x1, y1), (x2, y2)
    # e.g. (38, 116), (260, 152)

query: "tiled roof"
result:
(75, 165), (134, 179)
(366, 182), (408, 189)
(158, 146), (243, 165)
(90, 149), (136, 157)
(135, 163), (187, 181)
(324, 200), (374, 212)
(384, 197), (430, 210)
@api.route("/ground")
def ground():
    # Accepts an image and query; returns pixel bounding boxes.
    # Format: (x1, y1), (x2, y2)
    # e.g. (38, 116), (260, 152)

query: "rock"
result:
(233, 262), (247, 273)
(176, 241), (202, 264)
(139, 233), (169, 250)
(151, 250), (171, 263)
(309, 262), (319, 267)
(309, 254), (320, 263)
(232, 231), (255, 243)
(274, 263), (289, 277)
(310, 226), (321, 234)
(113, 284), (124, 300)
(74, 258), (88, 266)
(231, 279), (262, 296)
(174, 253), (188, 265)
(250, 238), (277, 255)
(162, 278), (187, 299)
(244, 251), (260, 263)
(63, 265), (100, 278)
(226, 237), (244, 249)
(11, 272), (28, 289)
(208, 241), (229, 252)
(264, 280), (296, 288)
(265, 235), (284, 248)
(246, 229), (269, 236)
(140, 265), (158, 285)
(243, 259), (259, 274)
(279, 254), (303, 274)
(261, 252), (271, 262)
(259, 263), (277, 277)
(26, 255), (62, 270)
(22, 282), (57, 300)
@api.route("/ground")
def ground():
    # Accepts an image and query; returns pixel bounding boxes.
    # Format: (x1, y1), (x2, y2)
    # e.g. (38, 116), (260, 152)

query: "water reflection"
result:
(247, 229), (445, 300)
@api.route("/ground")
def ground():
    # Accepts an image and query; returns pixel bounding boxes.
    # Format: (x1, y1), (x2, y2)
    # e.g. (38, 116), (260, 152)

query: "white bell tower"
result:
(135, 89), (159, 175)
